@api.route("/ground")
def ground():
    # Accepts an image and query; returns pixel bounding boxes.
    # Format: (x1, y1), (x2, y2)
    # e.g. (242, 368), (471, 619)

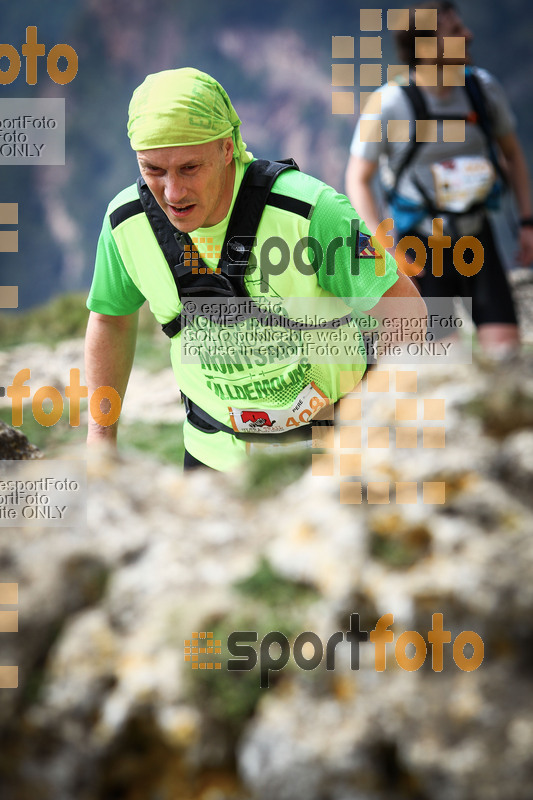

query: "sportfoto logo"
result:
(223, 217), (484, 292)
(185, 613), (484, 688)
(4, 368), (121, 427)
(0, 26), (78, 85)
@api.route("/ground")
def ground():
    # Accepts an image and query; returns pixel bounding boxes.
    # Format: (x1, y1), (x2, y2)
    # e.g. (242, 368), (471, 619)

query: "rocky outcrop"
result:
(0, 355), (532, 800)
(0, 421), (41, 460)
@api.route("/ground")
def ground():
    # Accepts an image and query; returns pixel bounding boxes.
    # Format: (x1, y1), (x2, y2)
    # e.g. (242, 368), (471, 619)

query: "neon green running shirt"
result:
(87, 161), (398, 469)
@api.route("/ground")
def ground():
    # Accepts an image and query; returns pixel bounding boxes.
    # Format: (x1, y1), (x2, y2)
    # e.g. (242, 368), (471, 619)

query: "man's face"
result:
(136, 137), (234, 232)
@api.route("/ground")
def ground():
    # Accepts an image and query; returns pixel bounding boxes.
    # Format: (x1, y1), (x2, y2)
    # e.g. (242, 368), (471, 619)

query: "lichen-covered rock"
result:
(0, 420), (41, 460)
(0, 355), (532, 800)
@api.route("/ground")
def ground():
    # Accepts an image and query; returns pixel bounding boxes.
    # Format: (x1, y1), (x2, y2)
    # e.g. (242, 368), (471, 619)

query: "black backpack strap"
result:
(136, 176), (181, 272)
(219, 158), (301, 291)
(389, 81), (430, 198)
(464, 69), (493, 142)
(463, 69), (507, 185)
(137, 176), (238, 338)
(181, 392), (235, 436)
(138, 159), (302, 338)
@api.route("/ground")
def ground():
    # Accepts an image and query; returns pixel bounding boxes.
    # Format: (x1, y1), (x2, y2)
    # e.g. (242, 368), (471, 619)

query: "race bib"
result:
(228, 382), (329, 435)
(431, 156), (495, 213)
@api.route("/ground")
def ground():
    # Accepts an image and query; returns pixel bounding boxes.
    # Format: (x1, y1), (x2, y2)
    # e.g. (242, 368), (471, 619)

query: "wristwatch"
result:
(519, 217), (533, 227)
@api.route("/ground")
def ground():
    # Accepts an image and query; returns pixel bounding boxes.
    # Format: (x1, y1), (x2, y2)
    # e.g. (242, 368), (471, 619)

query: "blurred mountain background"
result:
(0, 0), (532, 311)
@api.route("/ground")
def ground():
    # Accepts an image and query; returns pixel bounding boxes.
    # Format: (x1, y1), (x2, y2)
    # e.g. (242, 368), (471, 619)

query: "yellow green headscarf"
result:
(127, 67), (253, 162)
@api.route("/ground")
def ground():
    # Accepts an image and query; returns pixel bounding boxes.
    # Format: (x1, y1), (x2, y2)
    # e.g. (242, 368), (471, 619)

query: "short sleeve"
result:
(87, 215), (146, 316)
(310, 185), (398, 308)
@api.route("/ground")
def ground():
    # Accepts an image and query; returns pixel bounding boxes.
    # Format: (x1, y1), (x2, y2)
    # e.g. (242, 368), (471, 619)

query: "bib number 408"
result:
(286, 394), (327, 427)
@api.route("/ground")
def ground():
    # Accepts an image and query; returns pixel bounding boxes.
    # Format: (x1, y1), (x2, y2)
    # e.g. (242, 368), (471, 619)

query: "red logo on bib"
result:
(240, 410), (276, 428)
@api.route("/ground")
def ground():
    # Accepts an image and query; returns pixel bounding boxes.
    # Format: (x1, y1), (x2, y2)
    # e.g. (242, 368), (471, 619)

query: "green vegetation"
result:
(120, 421), (184, 466)
(234, 555), (318, 608)
(232, 557), (319, 644)
(240, 448), (311, 498)
(0, 407), (85, 456)
(369, 522), (431, 569)
(187, 622), (264, 739)
(187, 558), (320, 734)
(0, 293), (167, 371)
(0, 293), (90, 349)
(0, 292), (182, 463)
(0, 405), (185, 465)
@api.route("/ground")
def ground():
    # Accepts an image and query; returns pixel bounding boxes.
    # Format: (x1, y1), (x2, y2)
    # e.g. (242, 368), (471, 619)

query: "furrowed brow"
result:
(138, 158), (162, 170)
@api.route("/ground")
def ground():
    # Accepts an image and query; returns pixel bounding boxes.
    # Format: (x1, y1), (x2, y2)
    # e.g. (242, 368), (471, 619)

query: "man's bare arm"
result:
(336, 272), (427, 399)
(369, 271), (428, 348)
(498, 131), (533, 266)
(85, 310), (139, 445)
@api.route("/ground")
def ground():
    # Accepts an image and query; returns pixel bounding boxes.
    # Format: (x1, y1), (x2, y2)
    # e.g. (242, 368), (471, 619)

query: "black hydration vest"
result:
(137, 158), (341, 441)
(137, 157), (352, 338)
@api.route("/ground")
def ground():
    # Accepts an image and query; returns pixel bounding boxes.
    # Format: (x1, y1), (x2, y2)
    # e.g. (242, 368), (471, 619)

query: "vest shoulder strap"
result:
(401, 82), (430, 122)
(137, 158), (305, 338)
(220, 158), (304, 293)
(463, 70), (506, 184)
(390, 83), (429, 194)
